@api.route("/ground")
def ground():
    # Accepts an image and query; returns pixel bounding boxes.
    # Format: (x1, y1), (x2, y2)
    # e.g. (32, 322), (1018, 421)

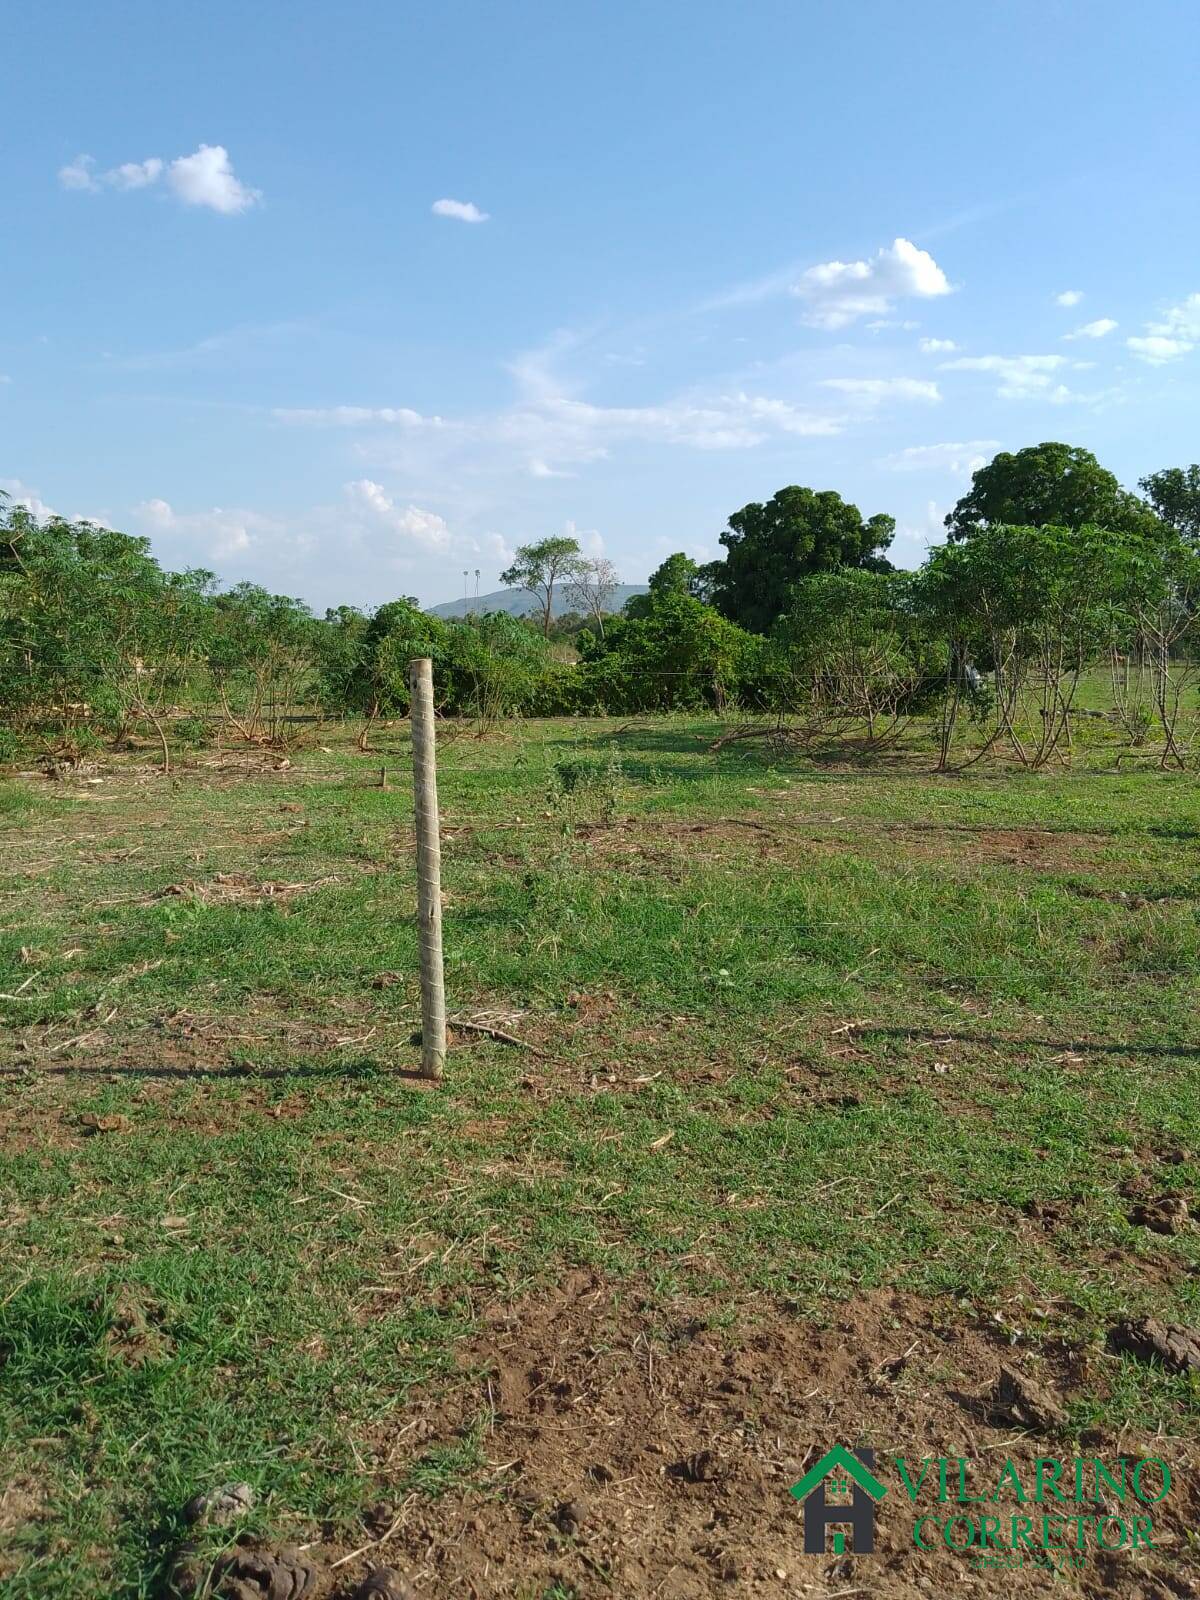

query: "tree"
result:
(768, 571), (939, 746)
(705, 487), (895, 633)
(578, 591), (760, 713)
(1140, 465), (1200, 546)
(500, 536), (585, 636)
(946, 442), (1161, 542)
(916, 523), (1155, 768)
(624, 553), (705, 620)
(565, 555), (619, 637)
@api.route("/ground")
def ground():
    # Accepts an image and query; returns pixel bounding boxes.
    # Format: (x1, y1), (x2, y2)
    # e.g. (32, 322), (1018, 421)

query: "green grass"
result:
(2, 716), (1200, 1594)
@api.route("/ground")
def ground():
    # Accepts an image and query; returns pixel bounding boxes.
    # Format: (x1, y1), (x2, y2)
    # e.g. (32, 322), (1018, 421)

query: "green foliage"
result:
(1140, 464), (1200, 546)
(767, 570), (943, 739)
(623, 552), (707, 619)
(500, 536), (586, 636)
(916, 522), (1188, 767)
(706, 485), (895, 632)
(946, 442), (1163, 542)
(578, 590), (762, 711)
(0, 494), (215, 746)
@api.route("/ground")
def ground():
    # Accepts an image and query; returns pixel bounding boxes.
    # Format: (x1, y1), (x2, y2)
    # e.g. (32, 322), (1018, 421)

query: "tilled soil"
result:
(301, 1274), (1200, 1599)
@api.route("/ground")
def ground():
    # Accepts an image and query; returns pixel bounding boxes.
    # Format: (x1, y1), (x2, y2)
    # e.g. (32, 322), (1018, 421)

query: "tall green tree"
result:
(946, 442), (1161, 541)
(705, 486), (895, 633)
(500, 536), (585, 636)
(1140, 465), (1200, 546)
(624, 552), (706, 619)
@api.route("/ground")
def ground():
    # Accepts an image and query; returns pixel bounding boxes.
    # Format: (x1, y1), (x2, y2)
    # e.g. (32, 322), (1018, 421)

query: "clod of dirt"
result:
(1128, 1193), (1190, 1235)
(369, 972), (404, 989)
(80, 1112), (132, 1135)
(551, 1498), (589, 1534)
(349, 1569), (418, 1600)
(668, 1449), (720, 1483)
(183, 1482), (256, 1527)
(985, 1365), (1067, 1431)
(165, 1540), (317, 1600)
(1109, 1317), (1200, 1373)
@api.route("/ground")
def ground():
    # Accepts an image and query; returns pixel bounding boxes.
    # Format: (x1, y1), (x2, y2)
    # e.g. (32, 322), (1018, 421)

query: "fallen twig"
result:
(328, 1497), (415, 1570)
(448, 1016), (550, 1057)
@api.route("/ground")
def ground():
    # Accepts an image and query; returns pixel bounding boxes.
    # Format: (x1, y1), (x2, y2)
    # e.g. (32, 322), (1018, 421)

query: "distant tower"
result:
(474, 568), (480, 600)
(462, 569), (469, 598)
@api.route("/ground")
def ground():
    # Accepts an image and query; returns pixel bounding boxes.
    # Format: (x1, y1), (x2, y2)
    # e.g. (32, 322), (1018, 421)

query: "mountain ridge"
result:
(428, 583), (648, 620)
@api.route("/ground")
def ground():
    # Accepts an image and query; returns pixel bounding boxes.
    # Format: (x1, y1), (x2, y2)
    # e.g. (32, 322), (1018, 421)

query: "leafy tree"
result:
(338, 599), (447, 739)
(705, 487), (895, 633)
(916, 523), (1157, 768)
(1140, 465), (1200, 546)
(946, 442), (1161, 541)
(442, 612), (557, 721)
(0, 498), (212, 764)
(501, 536), (585, 636)
(624, 553), (707, 620)
(578, 591), (760, 712)
(207, 584), (320, 742)
(767, 571), (940, 746)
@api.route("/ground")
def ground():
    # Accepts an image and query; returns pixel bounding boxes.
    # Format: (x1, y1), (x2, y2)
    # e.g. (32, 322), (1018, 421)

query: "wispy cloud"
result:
(1055, 289), (1084, 307)
(273, 405), (443, 428)
(59, 144), (259, 213)
(880, 440), (1000, 475)
(821, 377), (941, 403)
(918, 337), (957, 353)
(432, 197), (489, 223)
(939, 352), (1092, 401)
(1126, 293), (1200, 364)
(1064, 318), (1117, 341)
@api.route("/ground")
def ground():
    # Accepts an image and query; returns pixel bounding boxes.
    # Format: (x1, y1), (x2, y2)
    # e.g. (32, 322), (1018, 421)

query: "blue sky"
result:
(3, 0), (1199, 610)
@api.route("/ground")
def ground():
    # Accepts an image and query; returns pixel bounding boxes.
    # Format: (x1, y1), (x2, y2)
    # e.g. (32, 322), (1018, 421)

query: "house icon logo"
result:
(790, 1445), (887, 1555)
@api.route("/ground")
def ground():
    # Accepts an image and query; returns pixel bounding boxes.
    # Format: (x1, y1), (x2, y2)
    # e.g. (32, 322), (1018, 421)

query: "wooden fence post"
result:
(409, 657), (445, 1080)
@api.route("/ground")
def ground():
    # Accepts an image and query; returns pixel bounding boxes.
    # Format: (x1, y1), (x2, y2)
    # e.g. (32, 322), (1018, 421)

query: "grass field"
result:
(2, 717), (1199, 1598)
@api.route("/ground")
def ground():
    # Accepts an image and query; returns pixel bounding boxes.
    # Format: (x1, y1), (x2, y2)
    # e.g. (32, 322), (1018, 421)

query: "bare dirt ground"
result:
(251, 1276), (1199, 1600)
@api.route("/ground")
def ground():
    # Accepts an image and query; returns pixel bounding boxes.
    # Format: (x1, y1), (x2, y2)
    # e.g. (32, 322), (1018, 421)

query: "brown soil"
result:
(306, 1275), (1200, 1599)
(576, 814), (1115, 878)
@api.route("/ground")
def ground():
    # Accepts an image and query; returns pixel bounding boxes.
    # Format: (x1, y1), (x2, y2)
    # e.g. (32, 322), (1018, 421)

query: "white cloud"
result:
(344, 481), (452, 548)
(272, 405), (443, 428)
(109, 158), (163, 190)
(60, 144), (258, 213)
(516, 390), (843, 453)
(1126, 293), (1200, 363)
(58, 155), (98, 191)
(1064, 318), (1117, 341)
(792, 238), (951, 330)
(167, 145), (259, 213)
(1127, 334), (1192, 364)
(940, 352), (1084, 400)
(1055, 289), (1084, 307)
(432, 197), (489, 223)
(276, 380), (844, 464)
(880, 440), (1000, 476)
(821, 377), (941, 403)
(918, 337), (957, 353)
(0, 477), (56, 521)
(135, 496), (260, 558)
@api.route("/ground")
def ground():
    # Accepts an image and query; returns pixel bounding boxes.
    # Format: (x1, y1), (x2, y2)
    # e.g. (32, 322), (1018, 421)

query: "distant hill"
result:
(428, 584), (647, 620)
